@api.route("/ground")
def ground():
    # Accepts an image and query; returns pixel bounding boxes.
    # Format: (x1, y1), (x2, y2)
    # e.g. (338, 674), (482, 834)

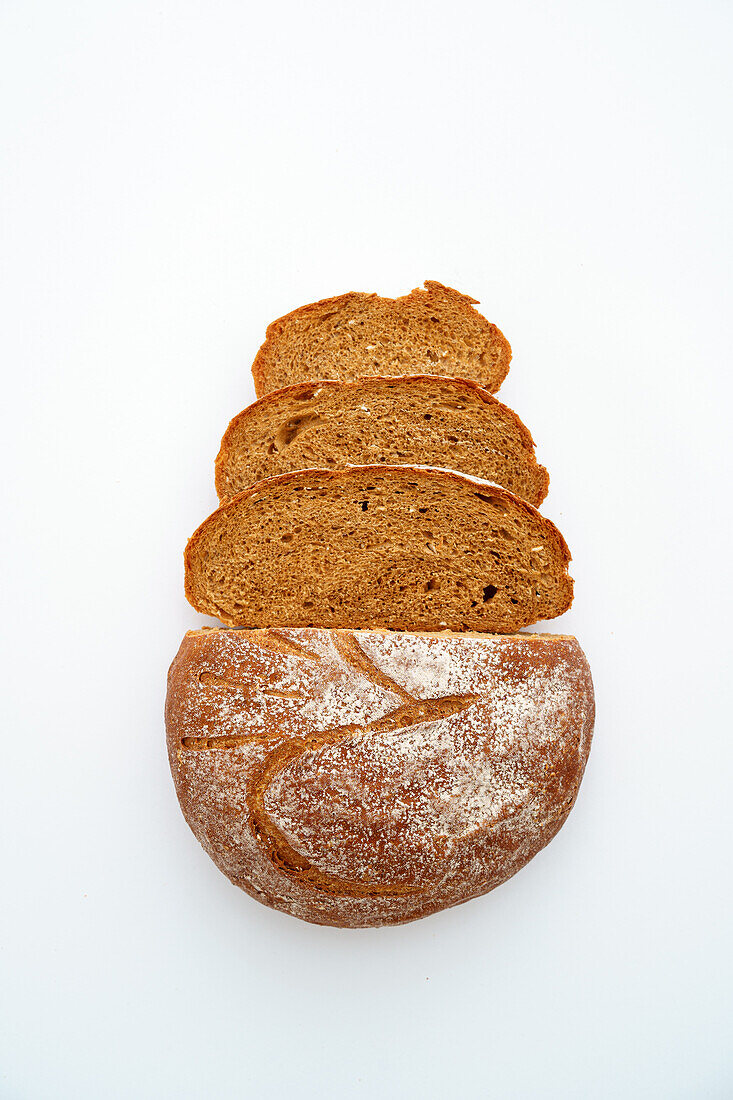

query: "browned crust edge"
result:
(184, 464), (572, 625)
(214, 374), (548, 504)
(250, 281), (512, 397)
(181, 625), (581, 641)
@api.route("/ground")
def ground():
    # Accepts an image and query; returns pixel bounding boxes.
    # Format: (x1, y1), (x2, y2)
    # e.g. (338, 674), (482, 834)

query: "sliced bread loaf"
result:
(251, 281), (511, 397)
(185, 465), (572, 633)
(167, 627), (594, 927)
(215, 375), (549, 506)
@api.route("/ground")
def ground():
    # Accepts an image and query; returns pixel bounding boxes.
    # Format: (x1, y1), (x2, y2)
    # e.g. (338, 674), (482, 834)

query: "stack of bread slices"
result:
(167, 281), (595, 928)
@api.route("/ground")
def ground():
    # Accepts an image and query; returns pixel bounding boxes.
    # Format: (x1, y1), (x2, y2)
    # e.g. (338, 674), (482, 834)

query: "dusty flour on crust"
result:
(167, 628), (594, 925)
(266, 632), (584, 883)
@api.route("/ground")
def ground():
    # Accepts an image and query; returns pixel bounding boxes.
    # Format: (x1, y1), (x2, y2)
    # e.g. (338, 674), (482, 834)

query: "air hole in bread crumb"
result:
(274, 413), (324, 451)
(361, 502), (368, 511)
(483, 585), (498, 601)
(475, 492), (508, 512)
(425, 578), (440, 591)
(424, 414), (432, 420)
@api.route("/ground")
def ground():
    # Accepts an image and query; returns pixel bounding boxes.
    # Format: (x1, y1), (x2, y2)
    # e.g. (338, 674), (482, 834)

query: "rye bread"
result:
(215, 375), (549, 506)
(251, 281), (511, 397)
(184, 465), (573, 633)
(166, 627), (594, 927)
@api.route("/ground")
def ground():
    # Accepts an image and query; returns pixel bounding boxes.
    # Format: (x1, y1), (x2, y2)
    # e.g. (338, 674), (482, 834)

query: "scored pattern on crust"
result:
(181, 633), (480, 898)
(167, 628), (595, 925)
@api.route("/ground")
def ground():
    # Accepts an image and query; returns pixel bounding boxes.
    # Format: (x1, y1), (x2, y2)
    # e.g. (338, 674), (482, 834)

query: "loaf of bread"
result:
(251, 281), (511, 397)
(185, 465), (573, 633)
(166, 627), (594, 927)
(215, 375), (549, 507)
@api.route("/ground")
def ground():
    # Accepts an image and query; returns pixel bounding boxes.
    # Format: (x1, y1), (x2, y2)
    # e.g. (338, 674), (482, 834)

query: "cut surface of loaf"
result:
(166, 627), (595, 927)
(251, 281), (511, 397)
(185, 465), (573, 632)
(215, 375), (549, 507)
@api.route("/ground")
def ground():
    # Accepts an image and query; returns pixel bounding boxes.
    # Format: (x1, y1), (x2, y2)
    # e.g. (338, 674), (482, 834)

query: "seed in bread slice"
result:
(251, 281), (511, 397)
(185, 466), (573, 633)
(215, 375), (549, 507)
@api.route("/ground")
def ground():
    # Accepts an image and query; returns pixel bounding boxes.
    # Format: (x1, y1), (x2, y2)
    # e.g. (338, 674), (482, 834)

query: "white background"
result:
(1, 1), (731, 1097)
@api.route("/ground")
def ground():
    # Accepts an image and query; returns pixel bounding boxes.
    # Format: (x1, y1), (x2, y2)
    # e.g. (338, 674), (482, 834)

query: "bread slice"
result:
(166, 627), (594, 927)
(251, 281), (511, 397)
(185, 465), (573, 632)
(215, 375), (549, 506)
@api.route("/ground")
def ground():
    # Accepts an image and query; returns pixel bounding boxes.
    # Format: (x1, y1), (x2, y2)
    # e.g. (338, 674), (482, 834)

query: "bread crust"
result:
(251, 282), (512, 397)
(214, 374), (549, 505)
(166, 627), (594, 927)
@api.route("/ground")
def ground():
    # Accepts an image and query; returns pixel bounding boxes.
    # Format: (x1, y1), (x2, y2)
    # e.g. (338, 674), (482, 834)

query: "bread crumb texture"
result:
(166, 627), (594, 927)
(185, 465), (573, 633)
(251, 281), (511, 397)
(216, 375), (548, 506)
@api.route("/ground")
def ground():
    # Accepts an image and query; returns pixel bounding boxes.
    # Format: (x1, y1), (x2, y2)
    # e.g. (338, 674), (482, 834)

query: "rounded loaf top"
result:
(166, 627), (594, 927)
